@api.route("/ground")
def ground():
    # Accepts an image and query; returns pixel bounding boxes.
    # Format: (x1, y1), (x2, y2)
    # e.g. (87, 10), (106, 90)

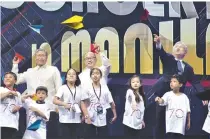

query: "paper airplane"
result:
(90, 43), (99, 54)
(15, 52), (25, 62)
(29, 25), (44, 34)
(61, 15), (84, 30)
(140, 9), (149, 21)
(27, 119), (42, 131)
(31, 94), (38, 101)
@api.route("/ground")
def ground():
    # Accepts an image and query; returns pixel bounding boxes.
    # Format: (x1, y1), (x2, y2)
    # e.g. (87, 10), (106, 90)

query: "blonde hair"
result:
(172, 41), (188, 55)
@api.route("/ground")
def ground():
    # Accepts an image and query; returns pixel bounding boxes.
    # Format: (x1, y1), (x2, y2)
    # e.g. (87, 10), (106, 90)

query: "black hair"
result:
(128, 75), (146, 106)
(63, 68), (81, 86)
(36, 86), (48, 95)
(171, 74), (184, 84)
(2, 72), (17, 89)
(90, 68), (102, 77)
(4, 72), (17, 81)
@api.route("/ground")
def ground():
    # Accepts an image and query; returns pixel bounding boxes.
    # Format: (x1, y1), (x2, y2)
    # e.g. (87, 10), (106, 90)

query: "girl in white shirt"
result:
(81, 68), (117, 138)
(53, 68), (82, 139)
(202, 101), (210, 139)
(0, 72), (22, 139)
(22, 86), (50, 139)
(123, 75), (146, 139)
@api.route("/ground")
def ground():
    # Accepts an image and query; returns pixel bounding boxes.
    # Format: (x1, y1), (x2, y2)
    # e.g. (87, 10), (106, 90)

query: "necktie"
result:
(177, 60), (184, 75)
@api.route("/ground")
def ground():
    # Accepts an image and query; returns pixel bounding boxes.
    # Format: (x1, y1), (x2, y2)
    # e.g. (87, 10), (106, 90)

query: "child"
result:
(81, 68), (117, 138)
(53, 68), (82, 139)
(22, 86), (50, 139)
(0, 72), (22, 139)
(155, 74), (191, 139)
(202, 101), (210, 139)
(123, 75), (146, 139)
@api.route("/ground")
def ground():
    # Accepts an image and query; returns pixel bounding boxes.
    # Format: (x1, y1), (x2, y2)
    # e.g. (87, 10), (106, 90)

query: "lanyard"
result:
(92, 83), (101, 101)
(66, 85), (76, 100)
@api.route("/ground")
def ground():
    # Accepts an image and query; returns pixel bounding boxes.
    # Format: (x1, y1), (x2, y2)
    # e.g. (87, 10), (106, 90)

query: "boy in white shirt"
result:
(155, 74), (191, 139)
(22, 86), (50, 139)
(0, 72), (22, 139)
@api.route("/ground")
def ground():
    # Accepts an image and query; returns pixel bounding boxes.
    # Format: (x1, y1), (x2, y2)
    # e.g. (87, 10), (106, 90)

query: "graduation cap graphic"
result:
(196, 89), (210, 100)
(27, 119), (42, 131)
(15, 52), (25, 62)
(61, 15), (84, 30)
(29, 25), (44, 34)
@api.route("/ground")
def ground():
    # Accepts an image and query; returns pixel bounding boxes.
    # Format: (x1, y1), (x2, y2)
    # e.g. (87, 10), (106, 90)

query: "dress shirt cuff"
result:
(156, 43), (162, 50)
(100, 52), (111, 67)
(12, 64), (19, 73)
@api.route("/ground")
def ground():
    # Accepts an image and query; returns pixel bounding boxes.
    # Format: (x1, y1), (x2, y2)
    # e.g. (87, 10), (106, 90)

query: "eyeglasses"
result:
(85, 57), (96, 61)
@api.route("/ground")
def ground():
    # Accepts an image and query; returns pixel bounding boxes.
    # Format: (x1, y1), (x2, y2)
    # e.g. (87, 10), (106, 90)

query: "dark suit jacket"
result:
(154, 46), (204, 97)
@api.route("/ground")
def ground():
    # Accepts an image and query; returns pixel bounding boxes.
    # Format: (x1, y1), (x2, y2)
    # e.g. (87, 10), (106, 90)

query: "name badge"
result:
(97, 105), (103, 115)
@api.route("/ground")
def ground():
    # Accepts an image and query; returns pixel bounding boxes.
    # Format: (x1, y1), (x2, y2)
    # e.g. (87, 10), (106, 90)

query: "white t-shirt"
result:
(55, 85), (82, 123)
(22, 98), (50, 139)
(123, 89), (145, 130)
(0, 87), (22, 130)
(79, 52), (111, 109)
(160, 91), (191, 135)
(81, 84), (114, 127)
(202, 102), (210, 134)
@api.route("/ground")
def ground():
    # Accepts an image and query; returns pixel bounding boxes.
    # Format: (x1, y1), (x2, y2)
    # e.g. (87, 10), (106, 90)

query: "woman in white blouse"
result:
(123, 75), (146, 139)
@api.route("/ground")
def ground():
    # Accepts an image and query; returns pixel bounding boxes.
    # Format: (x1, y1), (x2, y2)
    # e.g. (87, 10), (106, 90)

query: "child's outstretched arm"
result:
(110, 102), (117, 124)
(29, 106), (48, 120)
(155, 97), (164, 104)
(186, 112), (191, 130)
(53, 96), (71, 109)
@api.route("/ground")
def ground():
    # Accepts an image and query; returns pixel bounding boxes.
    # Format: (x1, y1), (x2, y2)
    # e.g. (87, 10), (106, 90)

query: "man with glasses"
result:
(79, 43), (111, 88)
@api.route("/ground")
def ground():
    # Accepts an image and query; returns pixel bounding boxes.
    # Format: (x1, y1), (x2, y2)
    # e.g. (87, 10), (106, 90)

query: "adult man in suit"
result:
(148, 34), (208, 139)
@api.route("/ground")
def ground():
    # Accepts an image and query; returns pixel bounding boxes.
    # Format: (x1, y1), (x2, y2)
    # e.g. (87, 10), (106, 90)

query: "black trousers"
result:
(166, 133), (183, 139)
(84, 124), (108, 139)
(155, 104), (166, 139)
(60, 123), (79, 139)
(47, 112), (61, 139)
(124, 125), (142, 139)
(1, 127), (17, 139)
(146, 77), (171, 139)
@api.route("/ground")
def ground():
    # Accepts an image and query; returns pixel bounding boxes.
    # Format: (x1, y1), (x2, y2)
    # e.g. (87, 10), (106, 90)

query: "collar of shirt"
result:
(175, 58), (183, 62)
(35, 64), (48, 70)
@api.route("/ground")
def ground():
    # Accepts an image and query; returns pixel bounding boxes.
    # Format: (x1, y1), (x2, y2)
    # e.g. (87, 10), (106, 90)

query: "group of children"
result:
(0, 69), (209, 139)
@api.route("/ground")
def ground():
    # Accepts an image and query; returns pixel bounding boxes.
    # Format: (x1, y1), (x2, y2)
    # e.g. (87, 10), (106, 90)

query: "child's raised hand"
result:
(155, 97), (161, 102)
